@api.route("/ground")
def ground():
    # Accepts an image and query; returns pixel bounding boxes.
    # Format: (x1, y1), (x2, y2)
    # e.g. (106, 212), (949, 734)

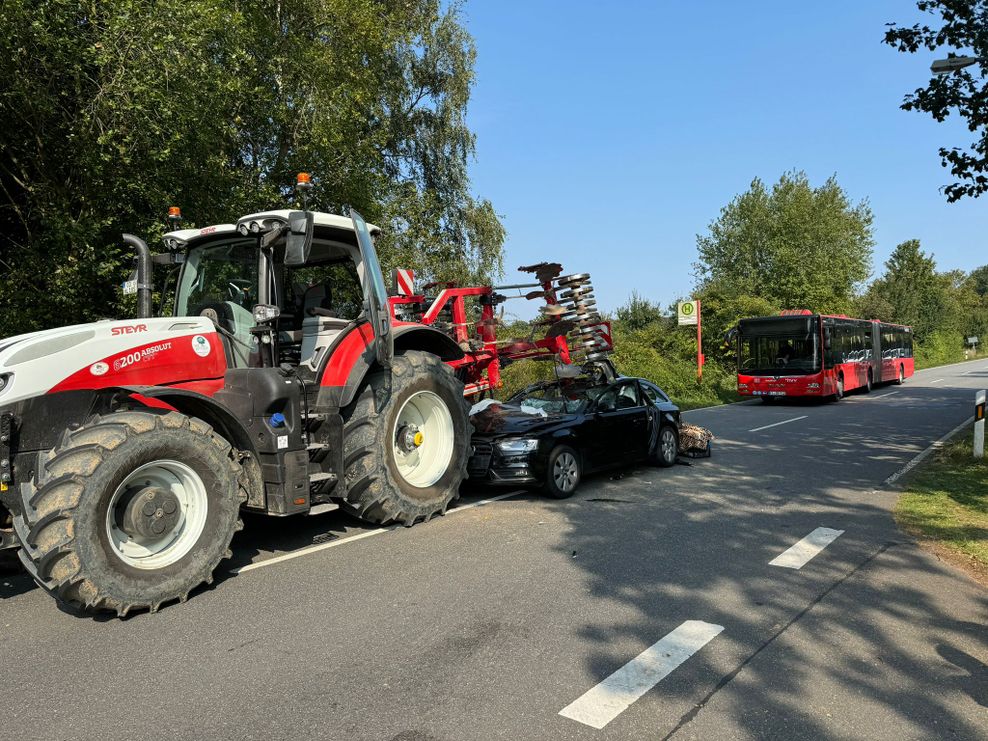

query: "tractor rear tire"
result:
(340, 351), (470, 526)
(12, 411), (245, 616)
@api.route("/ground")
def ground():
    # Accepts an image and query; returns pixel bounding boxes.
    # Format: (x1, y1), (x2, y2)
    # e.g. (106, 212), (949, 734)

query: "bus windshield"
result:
(740, 334), (819, 375)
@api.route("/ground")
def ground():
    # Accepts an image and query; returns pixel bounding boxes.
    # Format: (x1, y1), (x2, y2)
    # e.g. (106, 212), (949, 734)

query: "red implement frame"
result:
(388, 281), (572, 399)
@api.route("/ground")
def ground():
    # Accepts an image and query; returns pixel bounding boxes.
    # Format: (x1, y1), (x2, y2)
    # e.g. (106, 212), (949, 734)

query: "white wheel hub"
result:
(392, 391), (455, 488)
(106, 460), (208, 569)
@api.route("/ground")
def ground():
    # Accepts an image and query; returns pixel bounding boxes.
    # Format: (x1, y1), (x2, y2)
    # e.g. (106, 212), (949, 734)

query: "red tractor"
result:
(0, 190), (611, 615)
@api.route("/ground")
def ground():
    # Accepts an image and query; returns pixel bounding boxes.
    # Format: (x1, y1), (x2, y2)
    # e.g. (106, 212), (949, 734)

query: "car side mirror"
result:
(285, 210), (314, 266)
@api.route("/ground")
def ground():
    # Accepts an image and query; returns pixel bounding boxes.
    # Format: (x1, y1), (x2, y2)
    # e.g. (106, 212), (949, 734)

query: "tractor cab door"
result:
(350, 209), (393, 369)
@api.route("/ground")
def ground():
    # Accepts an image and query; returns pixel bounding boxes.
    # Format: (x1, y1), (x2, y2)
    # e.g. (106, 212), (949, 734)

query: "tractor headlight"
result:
(0, 373), (10, 395)
(497, 438), (538, 454)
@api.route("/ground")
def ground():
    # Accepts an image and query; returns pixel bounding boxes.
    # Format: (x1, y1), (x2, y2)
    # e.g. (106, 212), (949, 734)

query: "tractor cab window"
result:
(282, 261), (363, 322)
(176, 240), (258, 317)
(175, 239), (259, 367)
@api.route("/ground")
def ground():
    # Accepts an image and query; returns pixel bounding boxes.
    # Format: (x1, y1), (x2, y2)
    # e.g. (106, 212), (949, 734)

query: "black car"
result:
(468, 376), (681, 498)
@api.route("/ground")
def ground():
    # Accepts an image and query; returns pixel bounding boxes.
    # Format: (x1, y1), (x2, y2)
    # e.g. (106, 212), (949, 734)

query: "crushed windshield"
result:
(508, 381), (605, 414)
(740, 334), (819, 375)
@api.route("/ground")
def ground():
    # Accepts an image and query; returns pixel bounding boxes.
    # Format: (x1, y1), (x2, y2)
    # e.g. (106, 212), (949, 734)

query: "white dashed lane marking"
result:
(748, 415), (808, 433)
(559, 620), (724, 729)
(930, 378), (945, 384)
(769, 527), (844, 569)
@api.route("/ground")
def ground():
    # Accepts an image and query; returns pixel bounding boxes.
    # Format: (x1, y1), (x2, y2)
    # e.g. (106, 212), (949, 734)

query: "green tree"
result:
(857, 240), (950, 342)
(615, 292), (665, 331)
(694, 171), (873, 313)
(884, 1), (988, 201)
(0, 0), (503, 337)
(966, 264), (988, 296)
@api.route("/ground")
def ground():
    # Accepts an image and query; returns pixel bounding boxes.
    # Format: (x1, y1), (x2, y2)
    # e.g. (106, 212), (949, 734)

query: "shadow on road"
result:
(540, 381), (988, 738)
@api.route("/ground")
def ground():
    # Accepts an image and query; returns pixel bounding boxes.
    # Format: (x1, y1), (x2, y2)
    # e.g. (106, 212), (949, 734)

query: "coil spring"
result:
(555, 273), (611, 359)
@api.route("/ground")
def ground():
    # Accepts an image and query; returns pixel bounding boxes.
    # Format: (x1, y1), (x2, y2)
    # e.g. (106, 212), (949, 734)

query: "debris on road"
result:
(680, 423), (714, 458)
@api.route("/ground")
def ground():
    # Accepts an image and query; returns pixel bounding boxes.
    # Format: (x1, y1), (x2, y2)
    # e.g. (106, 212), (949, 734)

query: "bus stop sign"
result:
(678, 300), (698, 326)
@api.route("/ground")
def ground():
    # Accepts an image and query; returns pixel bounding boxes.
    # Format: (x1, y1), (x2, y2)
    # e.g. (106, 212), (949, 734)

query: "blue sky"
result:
(460, 1), (987, 320)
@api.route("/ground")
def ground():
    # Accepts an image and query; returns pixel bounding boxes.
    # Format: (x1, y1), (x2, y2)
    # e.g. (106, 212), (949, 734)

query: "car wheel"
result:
(545, 445), (581, 499)
(657, 426), (678, 467)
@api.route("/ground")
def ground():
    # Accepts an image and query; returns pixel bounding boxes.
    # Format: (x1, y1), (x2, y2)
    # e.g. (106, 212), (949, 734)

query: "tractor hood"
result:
(0, 316), (226, 406)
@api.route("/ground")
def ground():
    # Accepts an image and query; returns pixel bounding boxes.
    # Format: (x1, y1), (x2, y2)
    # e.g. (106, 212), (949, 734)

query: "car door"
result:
(589, 380), (648, 465)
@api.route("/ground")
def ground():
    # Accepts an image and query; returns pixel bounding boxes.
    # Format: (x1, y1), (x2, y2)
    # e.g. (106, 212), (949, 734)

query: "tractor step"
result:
(307, 502), (339, 516)
(309, 471), (337, 485)
(307, 442), (329, 452)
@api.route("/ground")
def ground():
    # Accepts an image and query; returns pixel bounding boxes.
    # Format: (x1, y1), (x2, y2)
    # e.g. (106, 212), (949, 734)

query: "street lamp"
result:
(931, 56), (982, 74)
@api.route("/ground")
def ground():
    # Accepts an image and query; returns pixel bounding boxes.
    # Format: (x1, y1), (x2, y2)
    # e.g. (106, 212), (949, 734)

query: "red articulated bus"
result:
(734, 310), (914, 401)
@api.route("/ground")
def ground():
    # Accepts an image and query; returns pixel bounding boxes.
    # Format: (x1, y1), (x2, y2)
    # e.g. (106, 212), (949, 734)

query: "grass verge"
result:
(895, 429), (988, 586)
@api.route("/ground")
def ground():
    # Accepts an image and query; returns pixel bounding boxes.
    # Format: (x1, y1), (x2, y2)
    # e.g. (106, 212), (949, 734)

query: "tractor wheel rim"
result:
(553, 452), (578, 492)
(106, 460), (208, 570)
(661, 430), (677, 462)
(393, 391), (455, 488)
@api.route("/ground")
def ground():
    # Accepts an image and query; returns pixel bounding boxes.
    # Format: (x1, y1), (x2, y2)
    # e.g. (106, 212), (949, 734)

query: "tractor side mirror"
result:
(285, 211), (314, 266)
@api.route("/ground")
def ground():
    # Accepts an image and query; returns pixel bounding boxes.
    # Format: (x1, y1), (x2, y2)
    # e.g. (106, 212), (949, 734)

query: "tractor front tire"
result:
(341, 351), (470, 526)
(13, 411), (244, 616)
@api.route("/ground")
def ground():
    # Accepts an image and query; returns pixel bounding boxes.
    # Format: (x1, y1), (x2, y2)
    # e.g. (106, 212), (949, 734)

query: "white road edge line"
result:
(234, 491), (524, 574)
(769, 527), (845, 569)
(748, 415), (808, 433)
(558, 620), (724, 730)
(883, 416), (973, 486)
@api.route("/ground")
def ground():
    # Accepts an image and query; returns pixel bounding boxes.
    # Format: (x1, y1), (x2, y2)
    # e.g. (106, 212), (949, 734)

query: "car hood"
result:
(470, 403), (580, 437)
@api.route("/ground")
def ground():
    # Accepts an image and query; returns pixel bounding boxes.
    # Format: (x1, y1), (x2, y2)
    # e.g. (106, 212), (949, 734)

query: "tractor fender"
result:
(392, 325), (465, 362)
(0, 386), (260, 509)
(317, 323), (465, 409)
(123, 385), (263, 508)
(123, 386), (258, 460)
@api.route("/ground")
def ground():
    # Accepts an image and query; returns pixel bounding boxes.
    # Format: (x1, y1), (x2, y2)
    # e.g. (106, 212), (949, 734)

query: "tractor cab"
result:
(167, 208), (391, 376)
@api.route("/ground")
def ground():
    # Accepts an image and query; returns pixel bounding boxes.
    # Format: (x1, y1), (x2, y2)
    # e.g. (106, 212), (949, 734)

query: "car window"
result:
(641, 382), (669, 404)
(597, 382), (641, 411)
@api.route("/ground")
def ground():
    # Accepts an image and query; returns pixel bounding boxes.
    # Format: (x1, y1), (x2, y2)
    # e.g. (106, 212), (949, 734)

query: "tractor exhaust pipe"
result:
(122, 233), (153, 319)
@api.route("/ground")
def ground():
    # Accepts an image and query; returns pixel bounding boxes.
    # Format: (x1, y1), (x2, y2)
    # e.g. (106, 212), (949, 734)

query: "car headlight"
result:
(496, 438), (538, 454)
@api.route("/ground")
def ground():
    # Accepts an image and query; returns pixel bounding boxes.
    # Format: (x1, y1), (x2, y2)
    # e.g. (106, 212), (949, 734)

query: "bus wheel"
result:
(897, 366), (905, 385)
(863, 371), (872, 394)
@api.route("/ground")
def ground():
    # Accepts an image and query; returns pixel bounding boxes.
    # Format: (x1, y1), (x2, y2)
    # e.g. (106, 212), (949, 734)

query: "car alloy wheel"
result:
(553, 451), (579, 493)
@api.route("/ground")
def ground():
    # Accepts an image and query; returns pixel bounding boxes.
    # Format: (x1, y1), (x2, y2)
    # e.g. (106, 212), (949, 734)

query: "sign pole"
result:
(975, 390), (985, 459)
(696, 300), (703, 381)
(677, 299), (703, 382)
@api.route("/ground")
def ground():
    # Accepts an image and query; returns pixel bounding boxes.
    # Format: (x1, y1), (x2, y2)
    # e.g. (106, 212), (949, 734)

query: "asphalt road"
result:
(2, 361), (987, 740)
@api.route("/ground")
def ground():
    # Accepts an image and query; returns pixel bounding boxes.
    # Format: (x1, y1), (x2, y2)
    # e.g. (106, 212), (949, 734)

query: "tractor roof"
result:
(163, 210), (380, 248)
